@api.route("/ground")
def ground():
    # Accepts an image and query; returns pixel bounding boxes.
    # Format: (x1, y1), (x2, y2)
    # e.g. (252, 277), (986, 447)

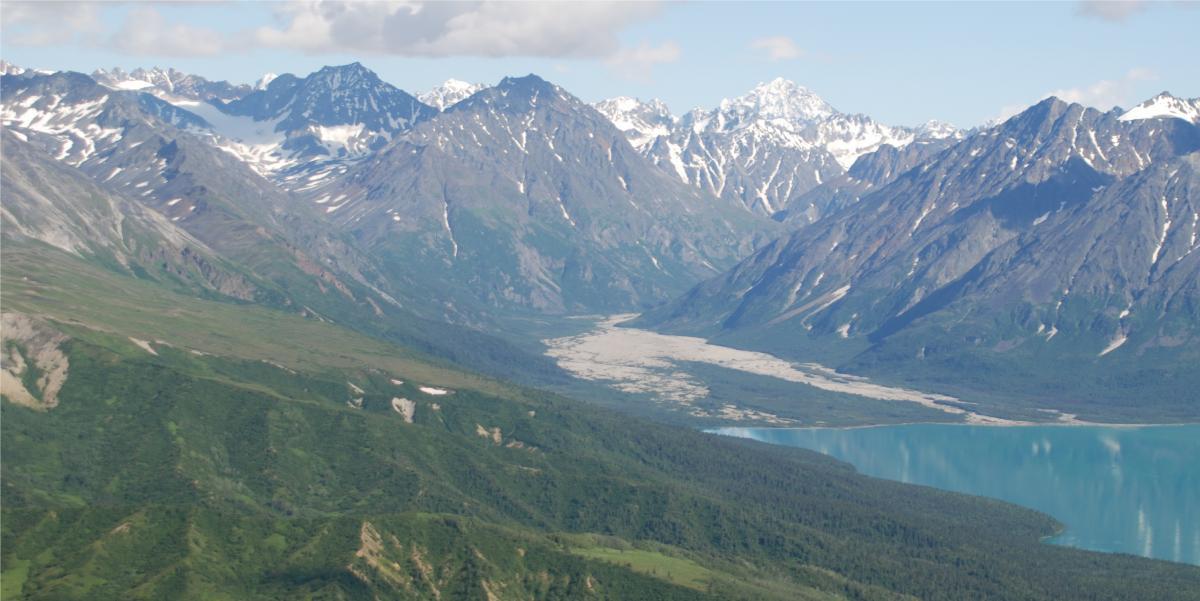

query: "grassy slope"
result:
(3, 246), (1200, 600)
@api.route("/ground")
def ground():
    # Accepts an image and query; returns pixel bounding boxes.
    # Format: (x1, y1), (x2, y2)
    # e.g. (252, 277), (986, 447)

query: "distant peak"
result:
(500, 73), (552, 89)
(255, 73), (278, 90)
(1, 59), (26, 76)
(440, 78), (476, 89)
(755, 77), (808, 93)
(915, 119), (962, 140)
(1119, 91), (1200, 124)
(1037, 95), (1070, 108)
(323, 61), (366, 71)
(312, 62), (377, 81)
(595, 96), (675, 140)
(418, 78), (487, 110)
(715, 77), (836, 124)
(597, 96), (670, 112)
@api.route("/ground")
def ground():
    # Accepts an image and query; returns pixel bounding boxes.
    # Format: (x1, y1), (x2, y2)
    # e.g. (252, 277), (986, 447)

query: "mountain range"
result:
(636, 95), (1200, 419)
(4, 60), (1198, 416)
(595, 78), (963, 219)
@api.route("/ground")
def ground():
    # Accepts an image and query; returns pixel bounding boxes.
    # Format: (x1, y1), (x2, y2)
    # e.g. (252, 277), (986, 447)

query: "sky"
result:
(2, 0), (1198, 127)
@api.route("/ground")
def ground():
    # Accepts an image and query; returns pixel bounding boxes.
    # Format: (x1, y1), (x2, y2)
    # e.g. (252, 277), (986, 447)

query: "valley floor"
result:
(542, 314), (1156, 428)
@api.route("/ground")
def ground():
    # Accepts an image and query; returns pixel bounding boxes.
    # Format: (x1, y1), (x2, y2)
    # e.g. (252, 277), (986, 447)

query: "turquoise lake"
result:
(712, 424), (1199, 565)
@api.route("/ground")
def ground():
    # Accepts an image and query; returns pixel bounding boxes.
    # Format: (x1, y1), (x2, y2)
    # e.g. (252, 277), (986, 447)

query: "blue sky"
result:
(3, 1), (1197, 127)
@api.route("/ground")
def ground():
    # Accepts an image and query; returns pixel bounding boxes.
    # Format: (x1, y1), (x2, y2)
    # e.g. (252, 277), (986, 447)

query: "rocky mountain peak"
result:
(1120, 91), (1200, 124)
(593, 96), (674, 150)
(417, 78), (486, 110)
(714, 77), (837, 129)
(914, 119), (963, 140)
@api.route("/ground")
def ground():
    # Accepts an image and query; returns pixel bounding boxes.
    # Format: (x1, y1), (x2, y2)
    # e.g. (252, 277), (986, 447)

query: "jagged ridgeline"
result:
(3, 60), (1200, 599)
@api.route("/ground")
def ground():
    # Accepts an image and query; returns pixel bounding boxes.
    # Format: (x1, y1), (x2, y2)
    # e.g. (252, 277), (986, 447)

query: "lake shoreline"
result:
(706, 420), (1200, 433)
(713, 422), (1200, 565)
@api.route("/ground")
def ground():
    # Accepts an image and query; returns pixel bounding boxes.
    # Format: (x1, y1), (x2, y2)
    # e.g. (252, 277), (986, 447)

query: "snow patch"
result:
(1099, 333), (1128, 356)
(129, 338), (158, 355)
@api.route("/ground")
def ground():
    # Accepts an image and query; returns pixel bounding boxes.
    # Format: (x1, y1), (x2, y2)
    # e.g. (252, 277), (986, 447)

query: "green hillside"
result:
(3, 242), (1199, 600)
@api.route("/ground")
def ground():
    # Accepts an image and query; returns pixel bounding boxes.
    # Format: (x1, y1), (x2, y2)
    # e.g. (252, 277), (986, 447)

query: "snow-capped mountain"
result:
(417, 79), (486, 111)
(181, 63), (438, 181)
(701, 78), (837, 128)
(1120, 92), (1200, 124)
(0, 68), (430, 324)
(914, 119), (965, 140)
(636, 93), (1200, 410)
(254, 72), (277, 90)
(1, 60), (28, 76)
(597, 78), (959, 216)
(91, 66), (251, 102)
(0, 65), (772, 319)
(593, 96), (675, 151)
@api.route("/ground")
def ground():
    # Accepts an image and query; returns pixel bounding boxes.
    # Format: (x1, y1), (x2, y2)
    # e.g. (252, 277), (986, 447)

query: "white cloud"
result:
(992, 103), (1029, 124)
(1, 1), (103, 46)
(1075, 0), (1151, 21)
(109, 7), (227, 57)
(605, 41), (681, 81)
(1076, 0), (1198, 22)
(992, 67), (1158, 123)
(1047, 67), (1157, 109)
(750, 36), (803, 61)
(2, 1), (663, 61)
(253, 1), (662, 58)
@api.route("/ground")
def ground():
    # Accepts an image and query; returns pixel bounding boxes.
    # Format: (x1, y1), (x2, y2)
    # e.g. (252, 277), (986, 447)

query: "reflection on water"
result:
(714, 424), (1199, 565)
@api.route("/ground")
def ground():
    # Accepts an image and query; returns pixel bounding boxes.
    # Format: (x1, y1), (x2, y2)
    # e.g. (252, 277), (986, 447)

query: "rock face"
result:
(773, 136), (961, 225)
(300, 74), (772, 314)
(636, 96), (1200, 408)
(596, 78), (962, 217)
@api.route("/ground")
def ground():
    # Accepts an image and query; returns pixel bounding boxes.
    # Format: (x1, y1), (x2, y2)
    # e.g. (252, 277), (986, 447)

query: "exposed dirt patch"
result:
(1, 312), (69, 410)
(475, 424), (502, 444)
(391, 397), (416, 423)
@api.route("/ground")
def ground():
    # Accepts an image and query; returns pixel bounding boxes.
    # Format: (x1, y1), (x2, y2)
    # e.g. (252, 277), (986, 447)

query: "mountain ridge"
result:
(634, 95), (1200, 418)
(596, 78), (962, 217)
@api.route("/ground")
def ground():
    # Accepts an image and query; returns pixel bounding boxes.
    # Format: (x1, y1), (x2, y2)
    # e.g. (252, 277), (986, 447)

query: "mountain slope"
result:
(1, 129), (258, 301)
(636, 96), (1200, 419)
(0, 69), (566, 382)
(298, 74), (773, 315)
(774, 135), (961, 225)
